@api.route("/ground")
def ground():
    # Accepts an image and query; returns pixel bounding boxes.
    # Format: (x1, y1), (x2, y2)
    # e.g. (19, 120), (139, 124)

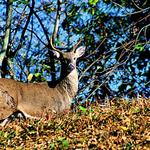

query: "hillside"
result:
(0, 98), (149, 149)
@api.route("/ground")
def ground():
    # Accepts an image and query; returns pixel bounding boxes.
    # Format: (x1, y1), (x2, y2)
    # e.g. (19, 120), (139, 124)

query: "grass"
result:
(0, 98), (150, 149)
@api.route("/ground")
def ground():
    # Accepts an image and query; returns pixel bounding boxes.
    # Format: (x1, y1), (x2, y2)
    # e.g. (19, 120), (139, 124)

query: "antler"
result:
(49, 38), (82, 54)
(72, 39), (82, 51)
(50, 38), (64, 55)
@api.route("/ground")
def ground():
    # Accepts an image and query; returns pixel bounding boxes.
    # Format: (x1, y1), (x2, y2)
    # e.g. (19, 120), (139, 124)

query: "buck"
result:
(0, 46), (85, 126)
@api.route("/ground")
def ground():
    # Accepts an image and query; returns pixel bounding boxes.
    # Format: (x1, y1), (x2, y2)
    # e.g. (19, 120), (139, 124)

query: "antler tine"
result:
(50, 38), (82, 54)
(72, 39), (82, 51)
(50, 38), (64, 55)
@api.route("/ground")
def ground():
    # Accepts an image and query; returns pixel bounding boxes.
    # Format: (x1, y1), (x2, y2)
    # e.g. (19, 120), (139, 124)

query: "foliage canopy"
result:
(0, 0), (149, 103)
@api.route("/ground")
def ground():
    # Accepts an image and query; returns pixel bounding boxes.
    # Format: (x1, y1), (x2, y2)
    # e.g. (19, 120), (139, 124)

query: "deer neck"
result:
(57, 69), (78, 99)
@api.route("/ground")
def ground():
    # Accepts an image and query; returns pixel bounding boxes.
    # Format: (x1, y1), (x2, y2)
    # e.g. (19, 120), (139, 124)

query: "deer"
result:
(0, 45), (85, 126)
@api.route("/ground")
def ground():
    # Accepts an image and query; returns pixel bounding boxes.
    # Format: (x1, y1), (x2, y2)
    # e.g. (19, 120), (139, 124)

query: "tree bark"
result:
(0, 0), (13, 77)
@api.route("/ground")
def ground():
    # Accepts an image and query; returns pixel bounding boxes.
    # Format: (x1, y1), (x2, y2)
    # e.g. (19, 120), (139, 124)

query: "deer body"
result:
(0, 46), (85, 126)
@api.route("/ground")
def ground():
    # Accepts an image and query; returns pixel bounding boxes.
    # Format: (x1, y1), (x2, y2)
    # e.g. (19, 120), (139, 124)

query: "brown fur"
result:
(0, 46), (85, 126)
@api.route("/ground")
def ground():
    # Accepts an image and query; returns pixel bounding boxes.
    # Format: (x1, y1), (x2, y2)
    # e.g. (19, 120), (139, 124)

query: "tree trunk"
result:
(0, 0), (13, 77)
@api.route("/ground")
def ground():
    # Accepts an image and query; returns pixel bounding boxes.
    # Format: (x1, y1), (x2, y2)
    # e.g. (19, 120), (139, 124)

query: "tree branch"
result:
(13, 0), (35, 56)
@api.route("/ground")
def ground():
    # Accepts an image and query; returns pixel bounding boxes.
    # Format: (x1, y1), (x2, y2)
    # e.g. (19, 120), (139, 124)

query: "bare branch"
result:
(52, 0), (62, 41)
(14, 0), (35, 56)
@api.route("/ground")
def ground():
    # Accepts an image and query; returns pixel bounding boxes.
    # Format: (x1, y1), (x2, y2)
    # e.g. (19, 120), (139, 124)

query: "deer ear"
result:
(75, 46), (86, 58)
(51, 50), (60, 58)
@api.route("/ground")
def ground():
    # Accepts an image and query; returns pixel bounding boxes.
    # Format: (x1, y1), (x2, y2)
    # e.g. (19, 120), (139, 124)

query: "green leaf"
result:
(20, 0), (29, 4)
(135, 43), (144, 51)
(130, 107), (141, 114)
(79, 106), (87, 113)
(13, 0), (29, 4)
(126, 142), (133, 150)
(28, 73), (33, 81)
(62, 140), (69, 148)
(34, 72), (41, 77)
(89, 0), (99, 5)
(0, 131), (4, 136)
(91, 8), (95, 15)
(58, 136), (65, 141)
(43, 64), (50, 70)
(49, 143), (55, 149)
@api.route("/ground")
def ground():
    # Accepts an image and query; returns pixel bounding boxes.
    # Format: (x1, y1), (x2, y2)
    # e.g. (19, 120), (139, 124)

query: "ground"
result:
(0, 98), (149, 149)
